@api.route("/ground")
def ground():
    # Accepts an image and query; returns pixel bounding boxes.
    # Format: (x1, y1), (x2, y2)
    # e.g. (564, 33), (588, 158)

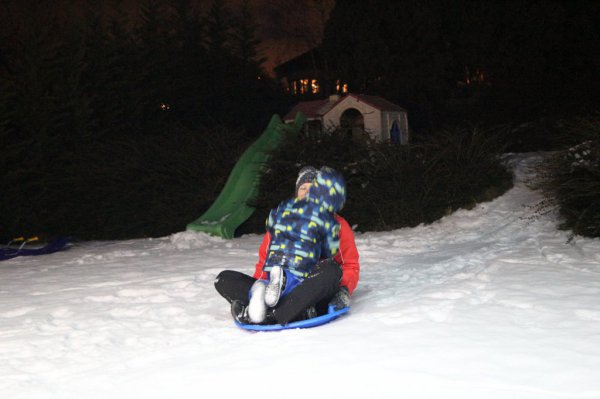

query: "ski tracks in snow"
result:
(354, 153), (599, 327)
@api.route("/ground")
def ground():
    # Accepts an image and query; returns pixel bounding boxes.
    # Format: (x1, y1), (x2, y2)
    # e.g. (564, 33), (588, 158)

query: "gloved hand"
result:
(328, 286), (350, 310)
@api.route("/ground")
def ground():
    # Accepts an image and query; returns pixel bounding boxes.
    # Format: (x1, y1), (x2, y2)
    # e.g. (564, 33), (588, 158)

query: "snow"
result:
(2, 153), (600, 399)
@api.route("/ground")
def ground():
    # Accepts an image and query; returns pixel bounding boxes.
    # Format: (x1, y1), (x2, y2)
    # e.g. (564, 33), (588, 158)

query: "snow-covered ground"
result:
(2, 153), (600, 399)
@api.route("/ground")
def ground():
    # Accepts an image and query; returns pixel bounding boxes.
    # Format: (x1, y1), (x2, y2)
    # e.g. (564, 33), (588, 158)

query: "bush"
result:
(538, 113), (600, 238)
(242, 125), (513, 234)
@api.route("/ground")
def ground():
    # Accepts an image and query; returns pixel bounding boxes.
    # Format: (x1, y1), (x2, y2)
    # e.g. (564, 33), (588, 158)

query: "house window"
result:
(301, 79), (309, 94)
(289, 79), (321, 95)
(311, 79), (319, 94)
(335, 80), (349, 94)
(291, 79), (320, 95)
(460, 66), (487, 87)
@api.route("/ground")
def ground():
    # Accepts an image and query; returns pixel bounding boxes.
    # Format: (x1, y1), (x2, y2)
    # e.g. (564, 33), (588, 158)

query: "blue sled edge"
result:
(235, 306), (350, 331)
(0, 236), (71, 261)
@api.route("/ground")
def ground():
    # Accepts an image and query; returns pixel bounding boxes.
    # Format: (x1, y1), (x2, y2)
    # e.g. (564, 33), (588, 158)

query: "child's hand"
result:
(328, 286), (350, 310)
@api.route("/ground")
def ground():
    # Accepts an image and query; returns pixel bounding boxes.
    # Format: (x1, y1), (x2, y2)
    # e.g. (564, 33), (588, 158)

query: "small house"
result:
(273, 48), (349, 97)
(283, 93), (409, 144)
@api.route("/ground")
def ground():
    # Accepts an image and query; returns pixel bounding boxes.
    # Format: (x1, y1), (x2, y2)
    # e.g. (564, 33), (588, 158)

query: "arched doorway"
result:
(340, 108), (364, 140)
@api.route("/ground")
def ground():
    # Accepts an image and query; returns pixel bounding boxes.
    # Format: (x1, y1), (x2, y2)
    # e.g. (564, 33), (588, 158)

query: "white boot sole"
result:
(248, 281), (267, 323)
(265, 266), (285, 307)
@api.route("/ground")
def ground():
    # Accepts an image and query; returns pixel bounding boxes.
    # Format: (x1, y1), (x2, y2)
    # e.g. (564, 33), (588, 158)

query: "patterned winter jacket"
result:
(254, 215), (360, 294)
(263, 167), (346, 278)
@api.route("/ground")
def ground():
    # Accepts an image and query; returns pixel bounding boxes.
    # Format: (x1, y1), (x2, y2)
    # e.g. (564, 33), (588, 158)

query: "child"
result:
(245, 166), (347, 324)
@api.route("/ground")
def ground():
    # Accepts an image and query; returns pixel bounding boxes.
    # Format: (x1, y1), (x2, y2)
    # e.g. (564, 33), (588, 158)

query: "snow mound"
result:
(164, 230), (225, 249)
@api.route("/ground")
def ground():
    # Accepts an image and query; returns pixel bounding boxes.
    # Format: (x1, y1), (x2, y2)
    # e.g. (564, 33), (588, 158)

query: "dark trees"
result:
(322, 0), (599, 129)
(0, 0), (285, 239)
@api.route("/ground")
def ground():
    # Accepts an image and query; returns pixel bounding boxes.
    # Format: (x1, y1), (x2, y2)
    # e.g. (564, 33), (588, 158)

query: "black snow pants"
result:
(214, 258), (342, 325)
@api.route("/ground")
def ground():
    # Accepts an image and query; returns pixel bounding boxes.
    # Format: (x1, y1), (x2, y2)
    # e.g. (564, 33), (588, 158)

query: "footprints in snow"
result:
(365, 260), (499, 324)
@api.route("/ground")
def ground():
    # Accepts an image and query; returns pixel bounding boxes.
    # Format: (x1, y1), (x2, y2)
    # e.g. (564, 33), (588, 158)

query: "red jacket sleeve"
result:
(334, 215), (360, 295)
(253, 232), (270, 280)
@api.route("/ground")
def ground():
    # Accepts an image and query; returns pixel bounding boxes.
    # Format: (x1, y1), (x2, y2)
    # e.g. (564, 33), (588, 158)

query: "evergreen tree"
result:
(205, 0), (230, 58)
(133, 0), (174, 133)
(323, 0), (599, 129)
(231, 0), (266, 66)
(0, 0), (286, 239)
(170, 0), (209, 128)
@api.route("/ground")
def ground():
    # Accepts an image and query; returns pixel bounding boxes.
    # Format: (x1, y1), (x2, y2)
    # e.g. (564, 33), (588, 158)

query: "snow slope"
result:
(1, 153), (599, 399)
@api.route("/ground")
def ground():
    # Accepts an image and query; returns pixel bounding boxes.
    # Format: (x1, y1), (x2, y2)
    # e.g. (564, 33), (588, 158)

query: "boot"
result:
(231, 300), (250, 324)
(263, 308), (277, 325)
(304, 305), (318, 319)
(296, 305), (317, 321)
(265, 266), (286, 307)
(248, 280), (267, 323)
(231, 299), (278, 325)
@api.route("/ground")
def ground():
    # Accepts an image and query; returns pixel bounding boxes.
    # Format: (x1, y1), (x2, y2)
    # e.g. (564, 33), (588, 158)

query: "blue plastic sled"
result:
(235, 305), (350, 331)
(0, 236), (71, 261)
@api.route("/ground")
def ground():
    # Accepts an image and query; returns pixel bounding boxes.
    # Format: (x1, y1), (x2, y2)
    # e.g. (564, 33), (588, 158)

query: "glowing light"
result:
(335, 80), (348, 93)
(311, 79), (319, 94)
(300, 79), (309, 94)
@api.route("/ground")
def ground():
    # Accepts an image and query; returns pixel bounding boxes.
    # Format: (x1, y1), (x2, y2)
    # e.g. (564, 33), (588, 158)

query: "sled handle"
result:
(18, 236), (39, 250)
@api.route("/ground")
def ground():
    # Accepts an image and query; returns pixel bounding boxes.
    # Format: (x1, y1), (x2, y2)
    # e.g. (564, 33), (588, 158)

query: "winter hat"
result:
(295, 166), (318, 195)
(309, 166), (347, 212)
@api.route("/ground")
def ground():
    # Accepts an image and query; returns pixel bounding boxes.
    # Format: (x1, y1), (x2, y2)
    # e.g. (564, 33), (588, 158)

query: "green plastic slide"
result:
(186, 112), (306, 239)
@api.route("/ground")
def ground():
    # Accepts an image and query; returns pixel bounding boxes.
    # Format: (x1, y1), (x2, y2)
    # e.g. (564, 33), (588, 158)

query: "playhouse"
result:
(283, 93), (409, 144)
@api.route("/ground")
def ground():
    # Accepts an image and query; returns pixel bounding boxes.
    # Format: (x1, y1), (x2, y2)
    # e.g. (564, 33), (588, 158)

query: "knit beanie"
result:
(295, 166), (318, 195)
